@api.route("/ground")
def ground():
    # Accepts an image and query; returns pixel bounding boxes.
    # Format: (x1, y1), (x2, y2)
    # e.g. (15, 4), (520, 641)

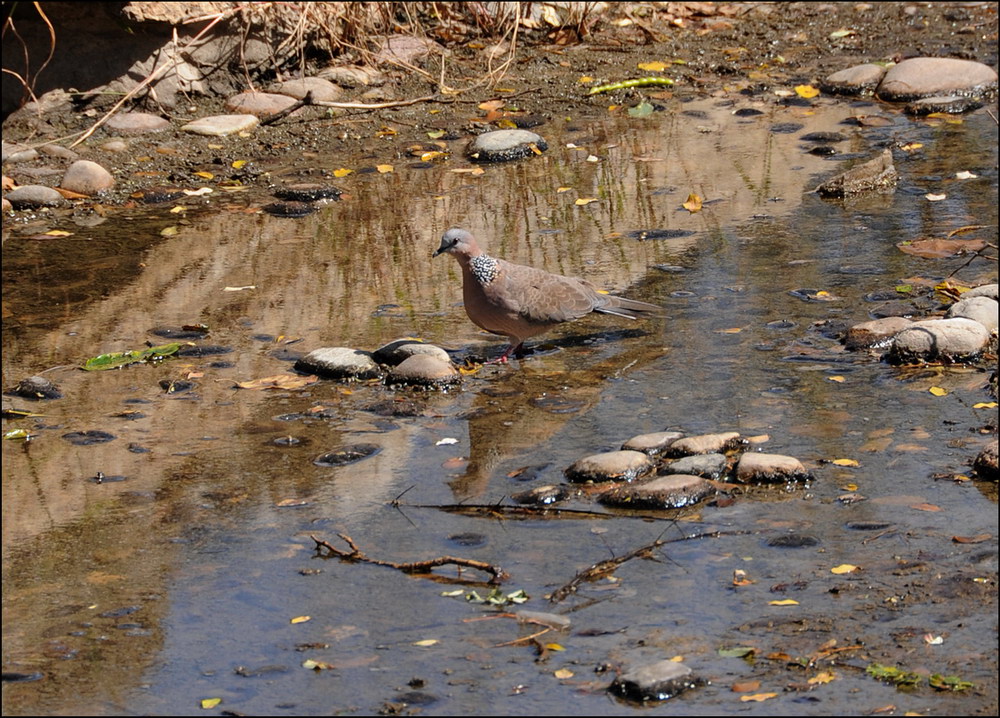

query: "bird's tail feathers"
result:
(595, 295), (663, 320)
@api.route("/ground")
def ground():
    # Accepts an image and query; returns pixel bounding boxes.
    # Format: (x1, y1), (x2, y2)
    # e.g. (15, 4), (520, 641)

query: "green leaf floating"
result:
(82, 342), (185, 371)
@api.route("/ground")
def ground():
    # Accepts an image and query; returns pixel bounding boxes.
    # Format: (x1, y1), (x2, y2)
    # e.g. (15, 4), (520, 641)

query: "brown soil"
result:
(2, 2), (997, 192)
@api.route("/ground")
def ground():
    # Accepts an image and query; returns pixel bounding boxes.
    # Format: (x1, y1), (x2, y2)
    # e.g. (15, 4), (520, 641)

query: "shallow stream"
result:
(3, 94), (997, 715)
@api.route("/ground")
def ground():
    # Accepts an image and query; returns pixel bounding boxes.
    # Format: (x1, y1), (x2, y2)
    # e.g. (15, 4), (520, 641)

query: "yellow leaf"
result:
(900, 142), (923, 151)
(717, 327), (742, 334)
(290, 615), (311, 624)
(575, 197), (599, 205)
(638, 61), (667, 72)
(828, 375), (845, 382)
(831, 564), (858, 574)
(193, 171), (214, 180)
(413, 639), (438, 647)
(578, 75), (593, 83)
(557, 187), (572, 193)
(741, 692), (778, 702)
(925, 193), (947, 201)
(769, 599), (799, 606)
(169, 205), (186, 214)
(302, 659), (335, 670)
(554, 668), (574, 679)
(795, 84), (819, 98)
(682, 193), (702, 212)
(974, 402), (998, 409)
(232, 159), (247, 169)
(545, 643), (565, 651)
(450, 167), (485, 175)
(929, 386), (948, 396)
(201, 698), (222, 709)
(832, 458), (859, 467)
(809, 671), (836, 684)
(160, 226), (179, 237)
(420, 151), (448, 162)
(842, 483), (858, 491)
(43, 229), (73, 236)
(376, 126), (397, 137)
(376, 164), (394, 173)
(333, 168), (353, 178)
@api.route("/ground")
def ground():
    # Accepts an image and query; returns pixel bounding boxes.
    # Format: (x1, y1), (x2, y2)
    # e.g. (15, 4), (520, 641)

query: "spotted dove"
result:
(434, 227), (662, 362)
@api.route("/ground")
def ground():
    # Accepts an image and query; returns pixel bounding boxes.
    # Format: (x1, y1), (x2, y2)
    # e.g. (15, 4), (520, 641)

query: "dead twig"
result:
(311, 532), (508, 584)
(548, 530), (748, 603)
(259, 90), (314, 126)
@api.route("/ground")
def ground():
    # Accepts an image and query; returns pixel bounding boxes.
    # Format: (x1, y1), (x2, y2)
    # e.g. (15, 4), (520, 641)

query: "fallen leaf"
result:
(235, 374), (319, 390)
(731, 680), (761, 693)
(929, 386), (948, 396)
(200, 697), (222, 709)
(275, 498), (310, 507)
(193, 171), (214, 180)
(952, 533), (991, 544)
(809, 671), (836, 684)
(910, 502), (942, 512)
(302, 659), (335, 670)
(478, 99), (505, 111)
(769, 599), (799, 606)
(897, 238), (989, 258)
(682, 193), (703, 212)
(900, 142), (923, 151)
(290, 615), (311, 624)
(955, 170), (977, 179)
(795, 84), (819, 98)
(223, 285), (256, 291)
(924, 634), (944, 645)
(333, 168), (353, 177)
(376, 164), (394, 173)
(828, 375), (845, 383)
(637, 61), (668, 71)
(831, 564), (859, 574)
(741, 692), (778, 702)
(575, 197), (600, 205)
(413, 639), (438, 647)
(925, 193), (947, 201)
(973, 402), (998, 409)
(832, 458), (859, 467)
(436, 437), (459, 446)
(554, 668), (574, 679)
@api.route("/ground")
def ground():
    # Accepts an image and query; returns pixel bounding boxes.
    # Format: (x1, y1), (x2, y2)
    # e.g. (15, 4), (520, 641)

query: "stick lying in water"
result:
(311, 532), (508, 584)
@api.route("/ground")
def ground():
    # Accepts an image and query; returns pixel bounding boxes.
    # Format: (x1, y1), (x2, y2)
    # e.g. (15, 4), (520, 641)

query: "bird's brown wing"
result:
(489, 260), (600, 324)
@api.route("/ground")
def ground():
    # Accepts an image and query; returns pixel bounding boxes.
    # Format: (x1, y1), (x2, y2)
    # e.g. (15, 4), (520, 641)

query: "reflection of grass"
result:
(866, 662), (973, 691)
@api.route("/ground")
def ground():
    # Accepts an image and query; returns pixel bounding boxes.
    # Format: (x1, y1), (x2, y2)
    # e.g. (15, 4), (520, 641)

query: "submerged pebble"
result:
(466, 129), (548, 163)
(565, 450), (654, 483)
(597, 474), (713, 510)
(610, 660), (698, 702)
(294, 347), (382, 381)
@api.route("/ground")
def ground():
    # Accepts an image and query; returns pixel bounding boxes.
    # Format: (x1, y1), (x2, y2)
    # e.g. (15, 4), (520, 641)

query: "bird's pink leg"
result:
(487, 342), (523, 364)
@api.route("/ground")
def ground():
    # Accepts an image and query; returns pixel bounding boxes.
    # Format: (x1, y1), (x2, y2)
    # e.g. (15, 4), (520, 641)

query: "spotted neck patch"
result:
(469, 254), (500, 284)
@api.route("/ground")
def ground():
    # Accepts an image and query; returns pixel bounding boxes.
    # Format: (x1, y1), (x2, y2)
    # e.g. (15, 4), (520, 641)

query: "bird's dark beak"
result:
(432, 247), (443, 258)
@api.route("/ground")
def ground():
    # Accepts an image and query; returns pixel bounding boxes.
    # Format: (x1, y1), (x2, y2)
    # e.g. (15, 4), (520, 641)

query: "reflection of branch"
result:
(947, 242), (998, 280)
(549, 530), (747, 604)
(311, 533), (508, 584)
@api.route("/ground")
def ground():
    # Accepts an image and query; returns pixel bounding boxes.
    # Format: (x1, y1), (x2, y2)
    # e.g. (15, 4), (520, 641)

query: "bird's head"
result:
(433, 227), (480, 259)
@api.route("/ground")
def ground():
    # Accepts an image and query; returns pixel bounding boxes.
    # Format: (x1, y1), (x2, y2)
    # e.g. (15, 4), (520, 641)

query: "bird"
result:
(433, 227), (662, 363)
